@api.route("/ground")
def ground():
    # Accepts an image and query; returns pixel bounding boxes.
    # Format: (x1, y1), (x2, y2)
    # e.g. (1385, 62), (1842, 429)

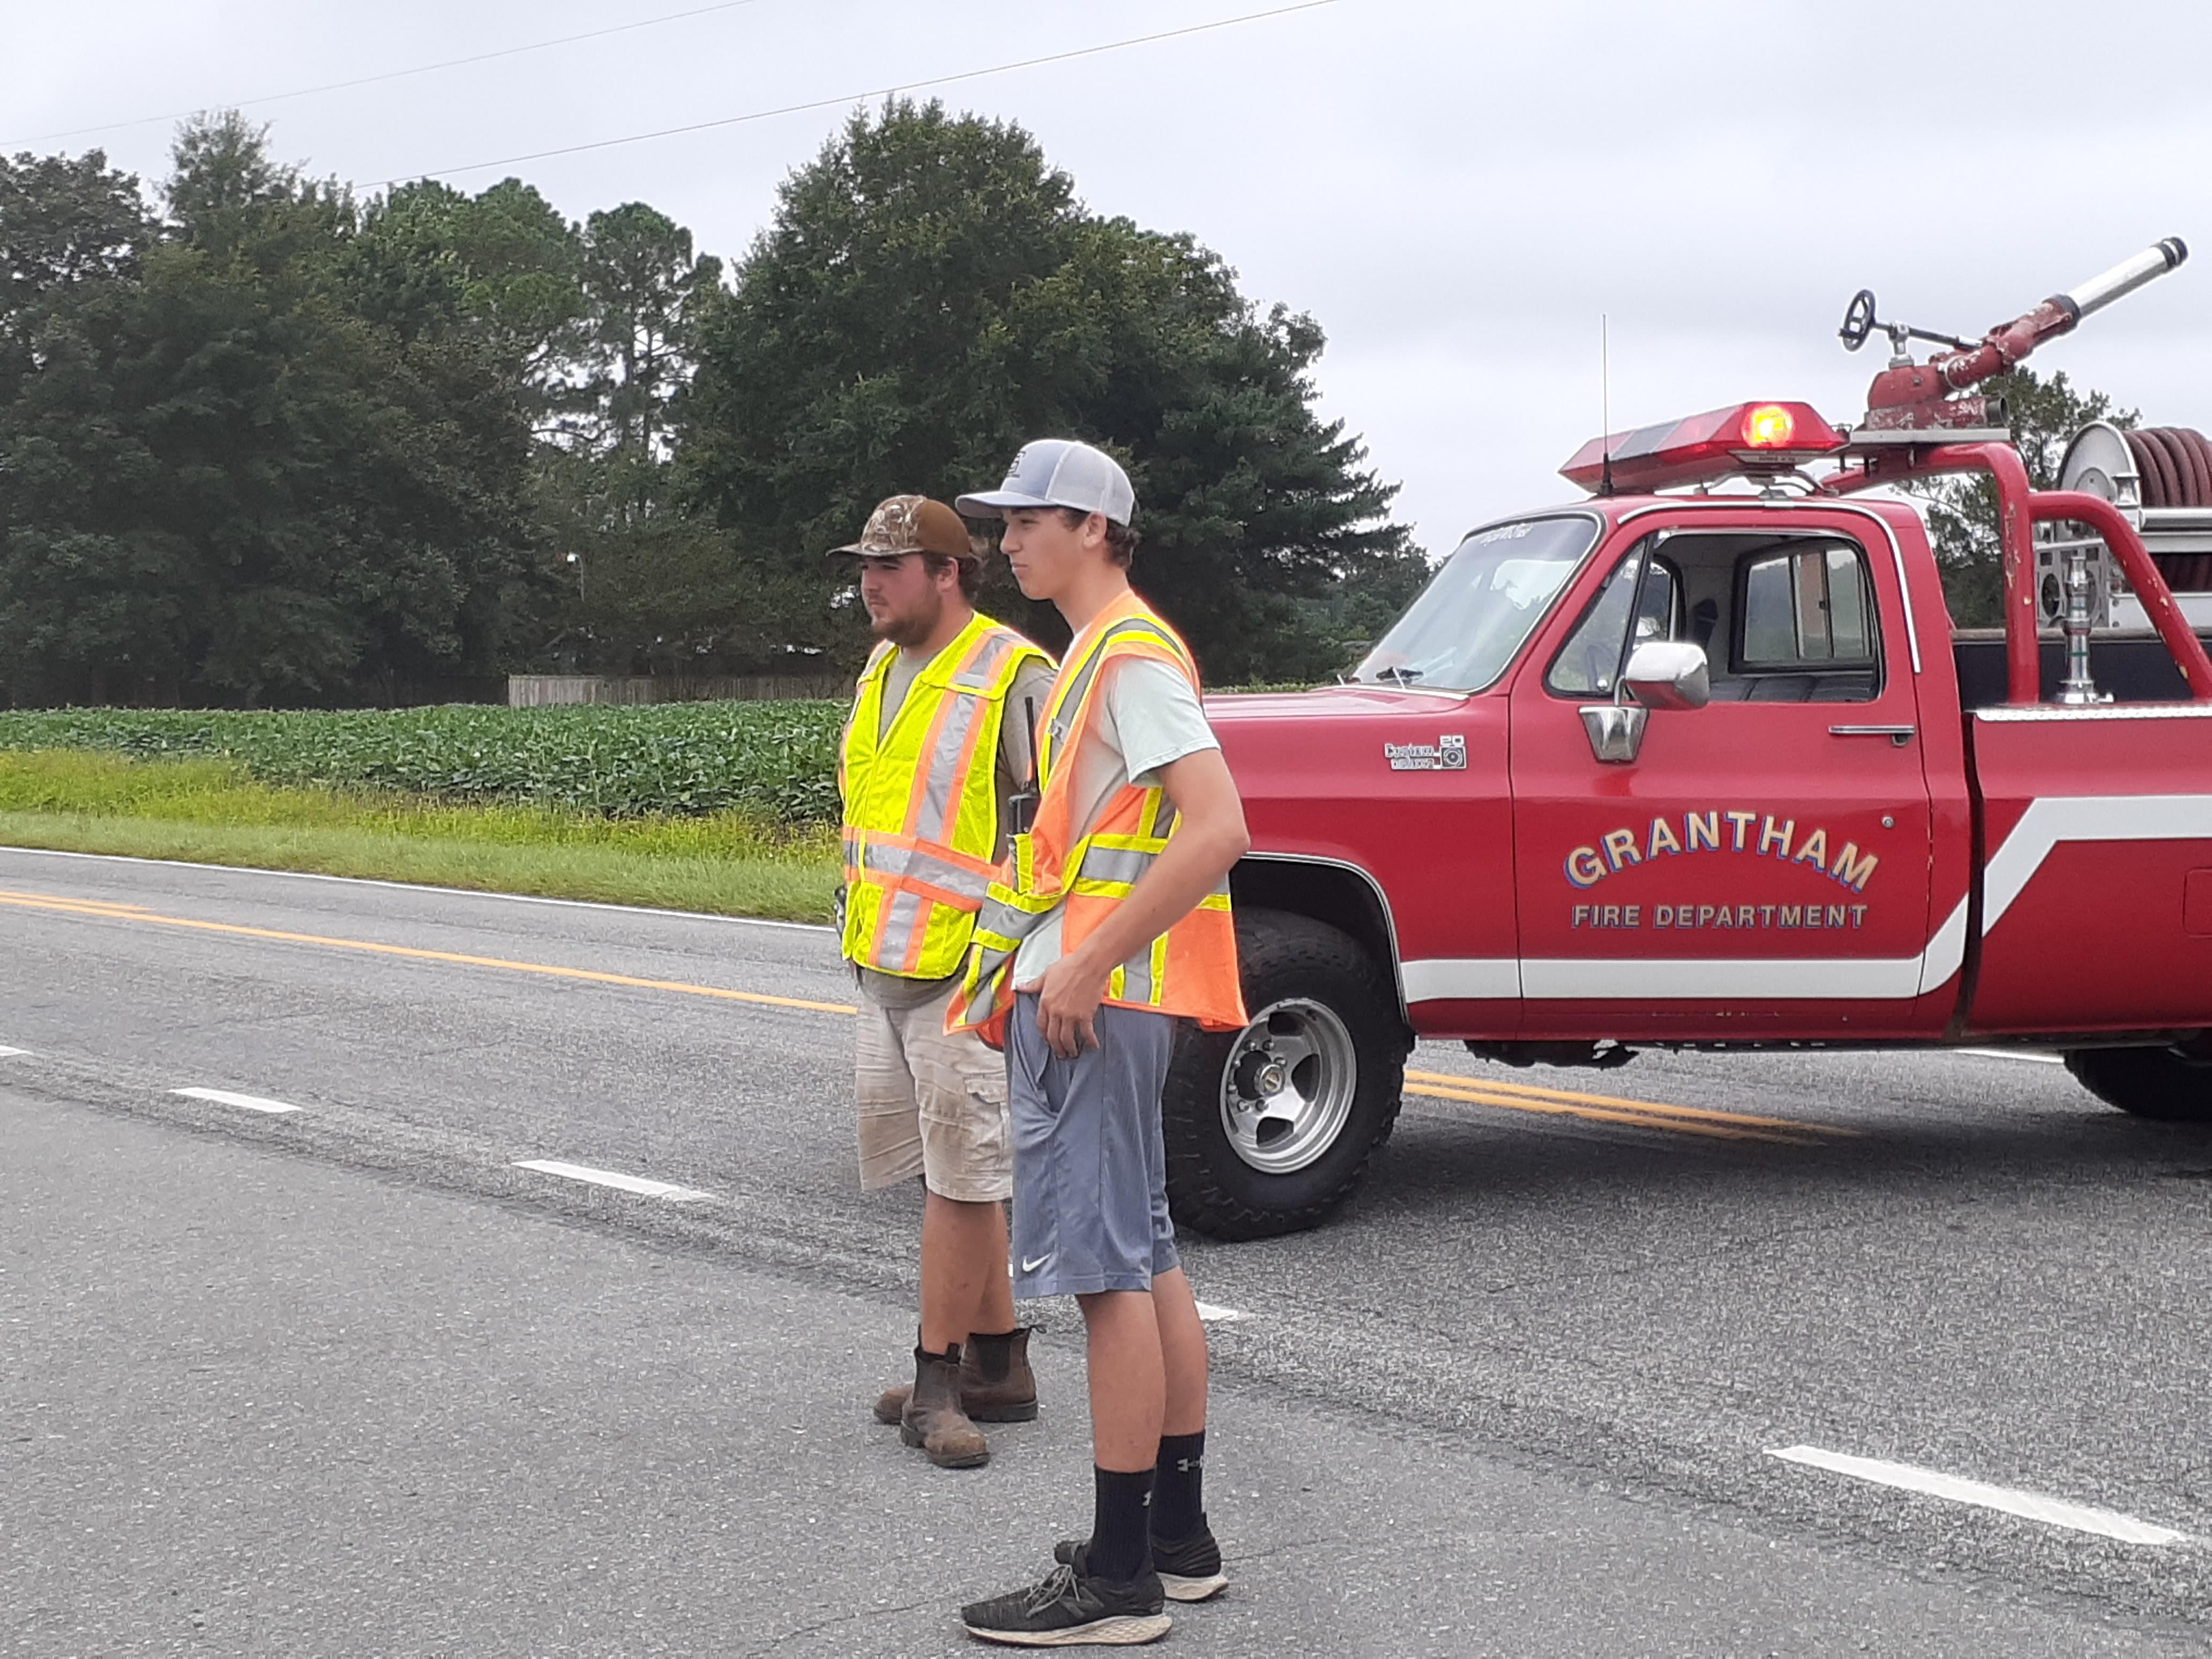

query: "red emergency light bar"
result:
(1560, 401), (1845, 494)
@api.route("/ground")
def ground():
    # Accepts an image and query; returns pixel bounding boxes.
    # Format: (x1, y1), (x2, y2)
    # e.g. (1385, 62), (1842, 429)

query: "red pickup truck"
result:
(1171, 245), (2212, 1240)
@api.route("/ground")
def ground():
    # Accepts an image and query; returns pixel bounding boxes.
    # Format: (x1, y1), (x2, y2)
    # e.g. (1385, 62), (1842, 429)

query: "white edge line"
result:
(1193, 1300), (1248, 1323)
(1766, 1445), (2188, 1545)
(512, 1158), (713, 1202)
(0, 844), (836, 933)
(1957, 1048), (2066, 1065)
(171, 1086), (301, 1115)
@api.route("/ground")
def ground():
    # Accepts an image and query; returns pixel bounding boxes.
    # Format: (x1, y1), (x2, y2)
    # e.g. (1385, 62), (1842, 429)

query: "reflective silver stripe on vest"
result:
(949, 629), (1027, 692)
(959, 884), (1061, 1013)
(859, 839), (994, 903)
(1119, 942), (1155, 1005)
(961, 935), (1020, 1019)
(911, 685), (985, 843)
(877, 886), (930, 967)
(973, 888), (1053, 943)
(1077, 844), (1156, 887)
(963, 947), (1015, 1023)
(898, 624), (1039, 860)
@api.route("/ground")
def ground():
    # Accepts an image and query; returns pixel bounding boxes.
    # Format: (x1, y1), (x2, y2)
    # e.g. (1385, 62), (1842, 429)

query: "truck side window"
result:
(1728, 543), (1881, 701)
(1546, 553), (1680, 697)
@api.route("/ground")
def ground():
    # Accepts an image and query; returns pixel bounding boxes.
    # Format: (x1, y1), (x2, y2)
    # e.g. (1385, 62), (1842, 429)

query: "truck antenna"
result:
(1599, 315), (1615, 497)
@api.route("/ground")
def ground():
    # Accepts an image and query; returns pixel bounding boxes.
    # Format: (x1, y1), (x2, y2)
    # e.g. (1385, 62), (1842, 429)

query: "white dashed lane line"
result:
(0, 1045), (27, 1057)
(1767, 1445), (2188, 1545)
(512, 1159), (714, 1202)
(1959, 1048), (2067, 1065)
(1194, 1301), (1248, 1323)
(171, 1086), (302, 1115)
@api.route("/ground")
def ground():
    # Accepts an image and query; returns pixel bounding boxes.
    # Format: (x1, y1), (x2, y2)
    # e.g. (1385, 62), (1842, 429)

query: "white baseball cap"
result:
(955, 439), (1135, 527)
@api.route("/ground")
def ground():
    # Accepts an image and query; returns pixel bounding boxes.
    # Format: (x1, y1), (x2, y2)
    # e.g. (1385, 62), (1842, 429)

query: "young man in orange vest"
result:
(832, 495), (1055, 1470)
(948, 443), (1251, 1647)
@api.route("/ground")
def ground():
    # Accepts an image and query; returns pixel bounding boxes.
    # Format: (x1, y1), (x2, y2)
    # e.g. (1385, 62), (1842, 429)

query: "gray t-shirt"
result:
(857, 647), (1055, 1009)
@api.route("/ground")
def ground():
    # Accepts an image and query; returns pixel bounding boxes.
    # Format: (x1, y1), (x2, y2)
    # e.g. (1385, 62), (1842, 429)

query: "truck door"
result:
(1507, 514), (1942, 1041)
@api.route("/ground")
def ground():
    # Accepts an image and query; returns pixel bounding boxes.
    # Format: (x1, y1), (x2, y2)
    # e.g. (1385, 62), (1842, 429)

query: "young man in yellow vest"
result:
(832, 495), (1056, 1470)
(948, 443), (1251, 1647)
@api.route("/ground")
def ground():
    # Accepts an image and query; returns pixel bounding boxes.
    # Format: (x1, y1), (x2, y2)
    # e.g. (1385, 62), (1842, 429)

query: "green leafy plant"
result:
(0, 701), (847, 824)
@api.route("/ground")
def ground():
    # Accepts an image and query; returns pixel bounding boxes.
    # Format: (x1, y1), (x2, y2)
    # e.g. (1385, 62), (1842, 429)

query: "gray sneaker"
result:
(1055, 1526), (1227, 1603)
(960, 1559), (1170, 1647)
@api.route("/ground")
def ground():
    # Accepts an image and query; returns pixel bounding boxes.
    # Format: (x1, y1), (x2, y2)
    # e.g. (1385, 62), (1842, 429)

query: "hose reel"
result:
(2041, 423), (2212, 626)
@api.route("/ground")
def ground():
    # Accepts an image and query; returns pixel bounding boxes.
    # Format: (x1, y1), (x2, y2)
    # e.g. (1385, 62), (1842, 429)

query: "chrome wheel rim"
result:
(1218, 998), (1358, 1175)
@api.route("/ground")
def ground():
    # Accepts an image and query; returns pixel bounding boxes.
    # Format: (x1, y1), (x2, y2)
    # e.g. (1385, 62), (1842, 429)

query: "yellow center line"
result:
(0, 886), (1856, 1146)
(0, 889), (861, 1017)
(1404, 1066), (1860, 1139)
(1402, 1081), (1815, 1145)
(0, 892), (158, 917)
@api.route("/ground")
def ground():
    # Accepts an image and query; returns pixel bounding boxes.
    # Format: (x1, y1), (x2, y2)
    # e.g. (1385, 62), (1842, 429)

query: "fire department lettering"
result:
(1570, 902), (1871, 930)
(1385, 735), (1467, 772)
(1563, 809), (1880, 893)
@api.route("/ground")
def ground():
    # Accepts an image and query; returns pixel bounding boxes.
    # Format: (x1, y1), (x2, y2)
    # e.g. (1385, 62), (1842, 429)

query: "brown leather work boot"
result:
(873, 1327), (1039, 1425)
(962, 1326), (1040, 1422)
(899, 1346), (989, 1469)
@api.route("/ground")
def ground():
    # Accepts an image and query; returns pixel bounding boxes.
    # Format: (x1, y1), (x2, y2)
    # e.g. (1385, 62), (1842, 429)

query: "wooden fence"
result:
(506, 674), (849, 707)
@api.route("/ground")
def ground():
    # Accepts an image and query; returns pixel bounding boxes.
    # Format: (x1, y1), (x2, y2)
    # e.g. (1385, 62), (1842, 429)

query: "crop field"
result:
(0, 703), (847, 825)
(0, 749), (843, 921)
(0, 691), (1309, 918)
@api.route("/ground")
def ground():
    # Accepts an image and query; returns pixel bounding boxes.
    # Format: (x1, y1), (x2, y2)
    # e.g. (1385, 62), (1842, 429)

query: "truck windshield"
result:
(1351, 517), (1598, 691)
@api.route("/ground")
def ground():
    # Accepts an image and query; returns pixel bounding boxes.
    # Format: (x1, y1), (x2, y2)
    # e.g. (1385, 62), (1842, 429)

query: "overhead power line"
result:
(369, 0), (1342, 189)
(8, 0), (774, 148)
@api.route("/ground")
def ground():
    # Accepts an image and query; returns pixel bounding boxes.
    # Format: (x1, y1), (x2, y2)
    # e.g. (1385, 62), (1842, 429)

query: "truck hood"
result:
(1202, 684), (1474, 722)
(1201, 684), (1499, 869)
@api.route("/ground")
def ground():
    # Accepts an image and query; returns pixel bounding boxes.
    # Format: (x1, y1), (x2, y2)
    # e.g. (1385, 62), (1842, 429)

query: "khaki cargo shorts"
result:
(855, 979), (1013, 1203)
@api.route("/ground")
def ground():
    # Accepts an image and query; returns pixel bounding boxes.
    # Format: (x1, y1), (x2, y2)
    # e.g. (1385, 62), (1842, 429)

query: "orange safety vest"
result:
(839, 613), (1053, 980)
(947, 589), (1245, 1045)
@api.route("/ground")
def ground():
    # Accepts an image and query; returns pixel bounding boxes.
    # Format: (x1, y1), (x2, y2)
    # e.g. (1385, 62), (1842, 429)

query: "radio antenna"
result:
(1598, 314), (1615, 497)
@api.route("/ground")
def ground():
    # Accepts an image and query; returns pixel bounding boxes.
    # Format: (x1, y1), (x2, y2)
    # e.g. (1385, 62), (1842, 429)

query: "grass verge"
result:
(0, 750), (839, 924)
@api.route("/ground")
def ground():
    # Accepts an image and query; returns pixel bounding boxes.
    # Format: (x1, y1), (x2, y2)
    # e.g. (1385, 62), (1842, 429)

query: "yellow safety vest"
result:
(839, 612), (1053, 980)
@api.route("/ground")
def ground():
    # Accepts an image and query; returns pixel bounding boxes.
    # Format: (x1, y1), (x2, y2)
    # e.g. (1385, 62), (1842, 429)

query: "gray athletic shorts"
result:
(1007, 992), (1182, 1299)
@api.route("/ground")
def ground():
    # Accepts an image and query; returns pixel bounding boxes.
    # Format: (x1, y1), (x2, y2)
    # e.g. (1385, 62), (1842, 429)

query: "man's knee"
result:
(1075, 1287), (1154, 1320)
(923, 1183), (1010, 1213)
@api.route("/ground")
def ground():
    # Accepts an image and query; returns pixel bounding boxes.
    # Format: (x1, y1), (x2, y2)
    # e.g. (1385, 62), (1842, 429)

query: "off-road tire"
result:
(2064, 1046), (2212, 1123)
(1163, 908), (1408, 1241)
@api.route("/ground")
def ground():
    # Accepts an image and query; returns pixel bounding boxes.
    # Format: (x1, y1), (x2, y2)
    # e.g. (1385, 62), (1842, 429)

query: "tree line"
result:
(0, 102), (1428, 708)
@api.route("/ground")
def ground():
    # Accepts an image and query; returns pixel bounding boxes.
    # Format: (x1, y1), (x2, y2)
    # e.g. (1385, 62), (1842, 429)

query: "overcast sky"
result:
(8, 0), (2211, 555)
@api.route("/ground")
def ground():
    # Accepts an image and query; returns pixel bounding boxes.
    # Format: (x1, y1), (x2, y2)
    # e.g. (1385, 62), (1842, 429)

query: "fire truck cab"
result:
(1167, 244), (2212, 1242)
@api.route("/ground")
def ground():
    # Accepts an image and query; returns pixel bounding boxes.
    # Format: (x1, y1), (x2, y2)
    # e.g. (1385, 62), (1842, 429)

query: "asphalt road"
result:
(5, 846), (2210, 1656)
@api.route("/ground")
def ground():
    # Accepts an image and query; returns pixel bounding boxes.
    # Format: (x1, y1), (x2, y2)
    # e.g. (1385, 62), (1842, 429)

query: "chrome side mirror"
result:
(1622, 641), (1710, 711)
(1579, 642), (1709, 764)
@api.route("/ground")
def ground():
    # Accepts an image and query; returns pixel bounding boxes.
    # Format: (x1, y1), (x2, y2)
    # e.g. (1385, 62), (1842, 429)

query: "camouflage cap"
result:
(829, 495), (975, 561)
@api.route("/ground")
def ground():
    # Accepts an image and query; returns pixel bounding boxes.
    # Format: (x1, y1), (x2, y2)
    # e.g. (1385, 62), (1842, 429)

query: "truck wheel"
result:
(1163, 909), (1408, 1242)
(2063, 1046), (2212, 1123)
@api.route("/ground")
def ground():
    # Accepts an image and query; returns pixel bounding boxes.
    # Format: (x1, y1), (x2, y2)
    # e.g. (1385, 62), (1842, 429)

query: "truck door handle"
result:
(1829, 723), (1915, 746)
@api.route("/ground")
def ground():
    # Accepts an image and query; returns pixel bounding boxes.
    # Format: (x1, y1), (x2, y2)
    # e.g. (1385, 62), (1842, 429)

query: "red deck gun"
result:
(1841, 238), (2188, 434)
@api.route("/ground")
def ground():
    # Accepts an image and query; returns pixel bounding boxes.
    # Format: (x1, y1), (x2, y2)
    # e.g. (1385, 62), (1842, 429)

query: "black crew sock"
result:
(1087, 1466), (1155, 1583)
(1153, 1430), (1207, 1540)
